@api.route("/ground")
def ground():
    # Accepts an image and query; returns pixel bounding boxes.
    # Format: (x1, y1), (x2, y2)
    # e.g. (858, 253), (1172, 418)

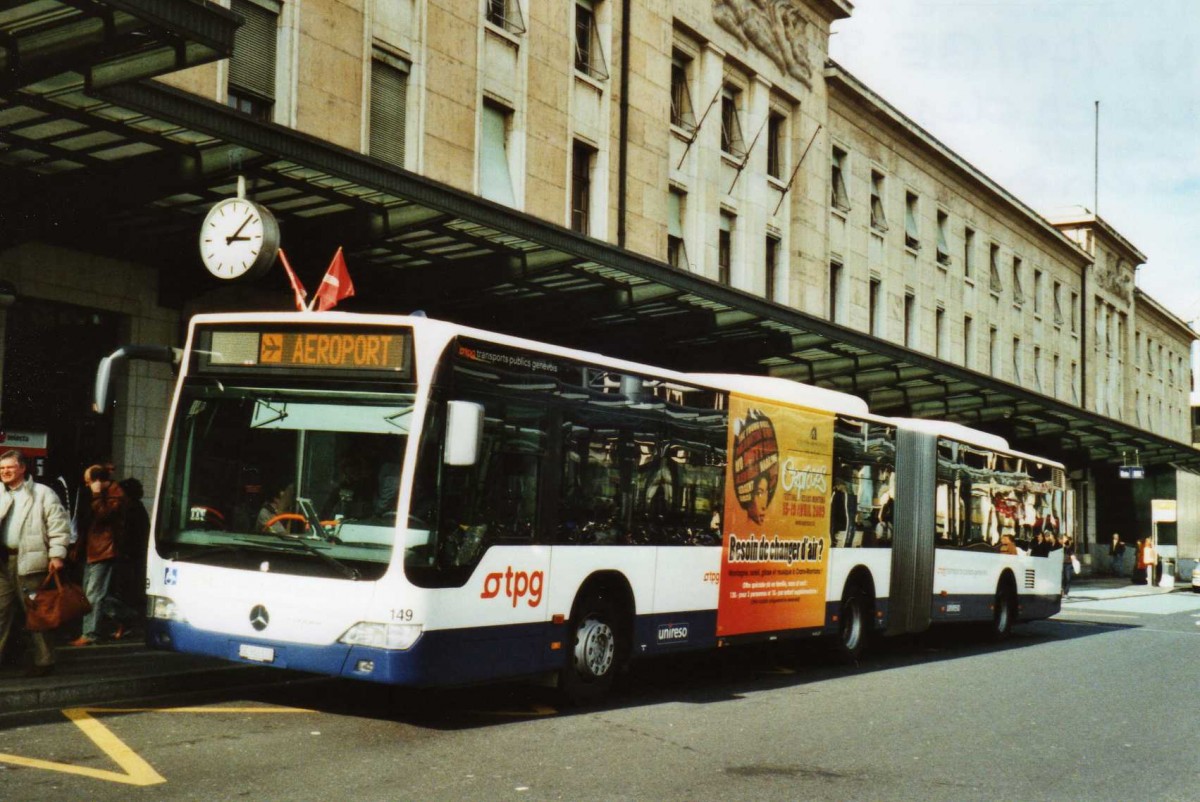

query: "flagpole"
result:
(277, 248), (308, 312)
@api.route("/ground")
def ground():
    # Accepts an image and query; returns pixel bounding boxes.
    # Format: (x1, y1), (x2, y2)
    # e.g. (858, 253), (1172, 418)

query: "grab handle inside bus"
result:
(444, 401), (484, 466)
(93, 345), (181, 413)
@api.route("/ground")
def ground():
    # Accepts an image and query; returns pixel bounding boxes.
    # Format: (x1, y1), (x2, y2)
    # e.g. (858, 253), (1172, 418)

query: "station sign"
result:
(1118, 466), (1144, 479)
(1151, 499), (1177, 523)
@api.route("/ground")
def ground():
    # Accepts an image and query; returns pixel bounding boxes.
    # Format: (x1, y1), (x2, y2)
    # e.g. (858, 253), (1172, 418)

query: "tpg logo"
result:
(480, 567), (544, 608)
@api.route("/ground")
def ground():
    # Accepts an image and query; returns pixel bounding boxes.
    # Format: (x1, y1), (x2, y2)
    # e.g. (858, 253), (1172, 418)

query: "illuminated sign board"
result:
(199, 328), (411, 376)
(1118, 466), (1144, 480)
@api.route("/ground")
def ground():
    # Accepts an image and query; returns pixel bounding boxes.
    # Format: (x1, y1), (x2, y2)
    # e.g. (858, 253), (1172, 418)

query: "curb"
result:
(1, 663), (283, 719)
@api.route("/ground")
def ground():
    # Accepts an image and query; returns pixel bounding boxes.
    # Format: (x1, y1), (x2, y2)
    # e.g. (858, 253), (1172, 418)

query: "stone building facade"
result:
(0, 0), (1193, 552)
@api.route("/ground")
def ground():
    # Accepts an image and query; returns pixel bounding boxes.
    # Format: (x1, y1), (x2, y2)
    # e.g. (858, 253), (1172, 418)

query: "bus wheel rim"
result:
(575, 617), (615, 679)
(842, 602), (861, 649)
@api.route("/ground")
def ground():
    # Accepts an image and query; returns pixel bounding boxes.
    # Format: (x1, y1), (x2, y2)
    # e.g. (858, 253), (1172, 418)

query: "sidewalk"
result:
(1064, 574), (1189, 601)
(1, 631), (306, 724)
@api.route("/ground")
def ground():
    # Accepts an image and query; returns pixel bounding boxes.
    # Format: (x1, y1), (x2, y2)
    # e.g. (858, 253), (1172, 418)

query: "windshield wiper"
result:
(239, 533), (360, 580)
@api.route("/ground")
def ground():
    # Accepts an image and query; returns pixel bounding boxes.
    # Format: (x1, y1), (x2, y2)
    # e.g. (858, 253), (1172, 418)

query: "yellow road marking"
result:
(0, 705), (311, 786)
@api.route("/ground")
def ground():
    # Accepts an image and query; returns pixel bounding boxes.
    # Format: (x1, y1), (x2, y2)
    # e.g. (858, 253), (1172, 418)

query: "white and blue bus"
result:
(129, 312), (1067, 702)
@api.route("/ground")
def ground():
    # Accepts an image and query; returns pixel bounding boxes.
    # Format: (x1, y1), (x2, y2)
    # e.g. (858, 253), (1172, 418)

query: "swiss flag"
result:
(314, 247), (355, 311)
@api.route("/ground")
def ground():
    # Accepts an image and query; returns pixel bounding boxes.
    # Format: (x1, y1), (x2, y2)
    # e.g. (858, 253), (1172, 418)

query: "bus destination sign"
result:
(259, 332), (404, 370)
(205, 329), (409, 374)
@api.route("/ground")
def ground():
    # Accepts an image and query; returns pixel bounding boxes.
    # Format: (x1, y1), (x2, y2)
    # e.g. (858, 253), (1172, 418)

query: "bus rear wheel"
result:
(834, 584), (870, 663)
(559, 591), (622, 705)
(990, 582), (1015, 640)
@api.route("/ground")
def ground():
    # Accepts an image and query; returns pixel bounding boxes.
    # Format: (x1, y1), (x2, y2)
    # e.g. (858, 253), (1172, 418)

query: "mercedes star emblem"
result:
(249, 604), (269, 631)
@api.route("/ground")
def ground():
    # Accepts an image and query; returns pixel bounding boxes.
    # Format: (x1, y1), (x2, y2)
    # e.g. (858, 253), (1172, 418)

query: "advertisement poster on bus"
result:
(716, 395), (834, 637)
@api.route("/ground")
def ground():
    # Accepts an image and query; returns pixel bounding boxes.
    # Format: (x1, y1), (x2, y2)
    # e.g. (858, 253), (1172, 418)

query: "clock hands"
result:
(226, 214), (255, 245)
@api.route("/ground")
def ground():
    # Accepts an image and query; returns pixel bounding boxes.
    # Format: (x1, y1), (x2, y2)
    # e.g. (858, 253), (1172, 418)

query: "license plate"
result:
(238, 643), (275, 663)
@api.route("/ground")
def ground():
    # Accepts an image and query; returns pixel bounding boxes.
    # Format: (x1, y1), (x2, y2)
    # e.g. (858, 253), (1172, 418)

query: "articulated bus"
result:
(136, 312), (1067, 701)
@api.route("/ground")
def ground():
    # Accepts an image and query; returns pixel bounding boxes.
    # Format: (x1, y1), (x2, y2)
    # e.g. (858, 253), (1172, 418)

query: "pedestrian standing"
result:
(1108, 533), (1126, 577)
(1061, 535), (1076, 596)
(71, 464), (139, 646)
(0, 449), (70, 676)
(1140, 537), (1157, 588)
(116, 476), (150, 624)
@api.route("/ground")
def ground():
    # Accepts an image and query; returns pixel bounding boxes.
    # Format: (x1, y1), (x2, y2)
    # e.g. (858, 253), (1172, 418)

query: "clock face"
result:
(199, 198), (279, 280)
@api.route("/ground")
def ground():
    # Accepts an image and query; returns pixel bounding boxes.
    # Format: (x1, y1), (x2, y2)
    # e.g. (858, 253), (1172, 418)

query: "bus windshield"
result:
(157, 382), (414, 580)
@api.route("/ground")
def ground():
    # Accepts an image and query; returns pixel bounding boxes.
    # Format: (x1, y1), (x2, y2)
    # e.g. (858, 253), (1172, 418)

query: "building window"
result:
(228, 0), (278, 121)
(1034, 346), (1043, 392)
(869, 277), (881, 337)
(670, 51), (696, 132)
(989, 243), (1003, 293)
(1053, 354), (1061, 398)
(1033, 269), (1043, 314)
(964, 227), (975, 279)
(480, 101), (516, 206)
(369, 52), (409, 167)
(963, 314), (974, 369)
(570, 140), (595, 235)
(1012, 256), (1025, 305)
(1070, 291), (1079, 333)
(720, 85), (746, 159)
(1071, 360), (1079, 404)
(765, 235), (779, 302)
(1013, 337), (1022, 382)
(767, 112), (786, 180)
(829, 261), (844, 323)
(904, 192), (920, 250)
(1053, 281), (1064, 325)
(830, 147), (849, 211)
(935, 306), (945, 358)
(903, 291), (915, 347)
(485, 0), (526, 34)
(668, 188), (689, 269)
(574, 0), (608, 80)
(989, 326), (998, 376)
(936, 210), (951, 266)
(870, 171), (887, 231)
(718, 212), (734, 285)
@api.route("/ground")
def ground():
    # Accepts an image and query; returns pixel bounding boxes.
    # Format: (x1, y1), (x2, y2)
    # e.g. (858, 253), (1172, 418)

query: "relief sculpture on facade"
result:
(1095, 257), (1133, 303)
(713, 0), (813, 87)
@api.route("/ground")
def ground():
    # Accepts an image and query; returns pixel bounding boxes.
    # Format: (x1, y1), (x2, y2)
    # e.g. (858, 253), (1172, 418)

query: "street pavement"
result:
(0, 628), (304, 723)
(1, 574), (1189, 723)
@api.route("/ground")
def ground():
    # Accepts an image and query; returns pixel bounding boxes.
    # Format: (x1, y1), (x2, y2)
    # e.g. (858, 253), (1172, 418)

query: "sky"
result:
(829, 0), (1200, 324)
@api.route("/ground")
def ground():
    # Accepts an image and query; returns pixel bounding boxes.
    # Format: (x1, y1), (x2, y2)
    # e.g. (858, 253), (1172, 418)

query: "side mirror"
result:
(93, 345), (181, 413)
(444, 401), (484, 466)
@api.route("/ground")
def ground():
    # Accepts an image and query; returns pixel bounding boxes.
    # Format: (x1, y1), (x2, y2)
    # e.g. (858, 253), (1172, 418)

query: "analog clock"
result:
(198, 197), (280, 280)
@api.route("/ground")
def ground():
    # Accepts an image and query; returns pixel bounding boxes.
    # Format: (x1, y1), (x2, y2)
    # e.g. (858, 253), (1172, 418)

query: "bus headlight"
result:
(147, 595), (186, 623)
(339, 622), (423, 650)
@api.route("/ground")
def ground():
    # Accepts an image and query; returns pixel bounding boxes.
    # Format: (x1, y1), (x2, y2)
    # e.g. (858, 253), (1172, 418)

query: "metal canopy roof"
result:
(0, 0), (239, 95)
(0, 8), (1195, 473)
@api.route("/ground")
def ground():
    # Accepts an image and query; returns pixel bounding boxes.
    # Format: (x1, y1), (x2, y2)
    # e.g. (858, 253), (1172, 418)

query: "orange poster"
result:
(716, 394), (834, 636)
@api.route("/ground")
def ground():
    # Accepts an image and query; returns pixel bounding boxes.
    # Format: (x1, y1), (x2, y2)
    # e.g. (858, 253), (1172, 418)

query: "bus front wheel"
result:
(559, 590), (621, 705)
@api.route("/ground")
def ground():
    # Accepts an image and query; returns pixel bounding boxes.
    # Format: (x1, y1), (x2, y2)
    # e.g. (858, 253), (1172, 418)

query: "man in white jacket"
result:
(0, 449), (70, 676)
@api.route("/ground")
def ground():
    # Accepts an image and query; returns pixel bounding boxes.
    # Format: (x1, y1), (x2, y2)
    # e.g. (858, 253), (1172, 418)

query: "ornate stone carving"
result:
(713, 0), (812, 87)
(1094, 255), (1133, 303)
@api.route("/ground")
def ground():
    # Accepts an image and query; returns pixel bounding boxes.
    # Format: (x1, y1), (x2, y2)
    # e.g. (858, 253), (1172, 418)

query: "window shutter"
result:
(229, 0), (278, 100)
(370, 58), (408, 166)
(480, 103), (516, 206)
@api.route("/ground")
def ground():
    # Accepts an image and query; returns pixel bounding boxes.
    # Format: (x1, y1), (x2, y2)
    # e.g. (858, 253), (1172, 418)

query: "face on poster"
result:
(716, 394), (834, 637)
